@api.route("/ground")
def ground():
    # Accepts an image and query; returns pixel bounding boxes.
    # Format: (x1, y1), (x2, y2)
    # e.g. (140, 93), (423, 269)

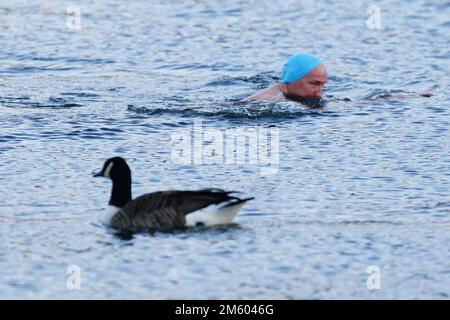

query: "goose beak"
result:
(93, 170), (103, 177)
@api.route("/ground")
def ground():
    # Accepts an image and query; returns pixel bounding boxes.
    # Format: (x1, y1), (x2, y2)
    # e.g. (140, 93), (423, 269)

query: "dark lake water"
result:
(0, 0), (449, 299)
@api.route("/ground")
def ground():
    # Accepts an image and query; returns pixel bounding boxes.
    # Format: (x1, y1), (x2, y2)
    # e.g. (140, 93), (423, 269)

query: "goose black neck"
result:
(109, 175), (132, 208)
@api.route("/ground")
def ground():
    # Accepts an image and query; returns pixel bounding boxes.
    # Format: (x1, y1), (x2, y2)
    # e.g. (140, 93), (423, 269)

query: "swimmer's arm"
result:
(243, 85), (287, 102)
(393, 92), (433, 99)
(374, 91), (434, 100)
(243, 92), (262, 101)
(326, 91), (432, 105)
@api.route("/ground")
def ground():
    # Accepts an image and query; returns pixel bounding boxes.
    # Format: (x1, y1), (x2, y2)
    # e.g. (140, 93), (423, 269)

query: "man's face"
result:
(286, 64), (327, 99)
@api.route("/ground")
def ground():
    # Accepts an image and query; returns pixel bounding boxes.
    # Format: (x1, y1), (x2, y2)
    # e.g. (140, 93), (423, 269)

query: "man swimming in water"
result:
(245, 52), (432, 104)
(245, 53), (327, 103)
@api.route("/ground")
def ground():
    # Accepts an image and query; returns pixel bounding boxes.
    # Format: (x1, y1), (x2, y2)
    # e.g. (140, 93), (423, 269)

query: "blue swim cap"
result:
(281, 53), (322, 84)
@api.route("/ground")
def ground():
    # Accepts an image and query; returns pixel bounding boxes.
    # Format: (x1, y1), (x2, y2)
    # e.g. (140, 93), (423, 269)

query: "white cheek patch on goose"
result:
(104, 162), (114, 178)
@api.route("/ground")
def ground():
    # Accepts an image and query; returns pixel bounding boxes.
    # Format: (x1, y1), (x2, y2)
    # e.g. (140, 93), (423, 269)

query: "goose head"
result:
(94, 157), (132, 207)
(94, 157), (130, 180)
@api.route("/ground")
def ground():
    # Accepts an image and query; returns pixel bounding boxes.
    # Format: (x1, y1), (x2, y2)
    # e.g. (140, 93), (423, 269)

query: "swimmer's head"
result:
(279, 53), (327, 99)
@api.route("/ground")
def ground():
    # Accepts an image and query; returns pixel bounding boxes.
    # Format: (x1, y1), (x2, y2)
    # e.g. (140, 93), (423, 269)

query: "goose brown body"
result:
(94, 157), (253, 231)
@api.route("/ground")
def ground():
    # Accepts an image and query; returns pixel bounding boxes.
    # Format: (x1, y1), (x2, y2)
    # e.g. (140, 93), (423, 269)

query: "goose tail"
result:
(185, 196), (254, 227)
(221, 197), (255, 208)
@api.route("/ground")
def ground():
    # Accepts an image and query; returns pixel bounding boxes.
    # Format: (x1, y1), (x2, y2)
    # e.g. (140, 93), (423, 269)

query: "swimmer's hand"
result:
(419, 92), (433, 97)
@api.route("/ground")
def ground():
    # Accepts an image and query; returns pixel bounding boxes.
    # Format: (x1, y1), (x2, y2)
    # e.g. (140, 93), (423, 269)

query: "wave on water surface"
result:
(127, 100), (336, 119)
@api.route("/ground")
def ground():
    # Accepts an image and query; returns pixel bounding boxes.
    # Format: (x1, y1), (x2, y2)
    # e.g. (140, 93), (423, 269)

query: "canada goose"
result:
(93, 157), (254, 231)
